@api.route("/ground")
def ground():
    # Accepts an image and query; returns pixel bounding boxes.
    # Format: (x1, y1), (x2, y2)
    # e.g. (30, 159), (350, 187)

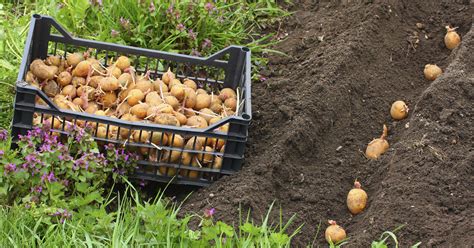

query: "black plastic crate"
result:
(11, 14), (251, 187)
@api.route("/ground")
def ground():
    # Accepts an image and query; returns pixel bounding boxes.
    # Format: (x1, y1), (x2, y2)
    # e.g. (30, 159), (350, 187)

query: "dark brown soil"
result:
(180, 0), (473, 246)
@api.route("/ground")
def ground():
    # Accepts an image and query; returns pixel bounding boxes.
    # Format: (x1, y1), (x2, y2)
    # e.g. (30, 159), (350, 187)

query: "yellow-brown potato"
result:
(89, 75), (104, 88)
(164, 95), (180, 110)
(85, 102), (99, 114)
(72, 97), (84, 106)
(117, 73), (133, 88)
(173, 111), (187, 125)
(219, 88), (237, 101)
(146, 106), (160, 119)
(325, 220), (346, 244)
(423, 64), (442, 81)
(87, 58), (106, 76)
(57, 71), (72, 86)
(208, 116), (222, 126)
(161, 68), (175, 85)
(170, 84), (185, 101)
(133, 130), (150, 143)
(347, 181), (368, 215)
(185, 137), (203, 151)
(183, 79), (197, 90)
(195, 93), (211, 110)
(168, 134), (184, 148)
(107, 65), (121, 78)
(99, 76), (119, 91)
(210, 97), (223, 114)
(73, 60), (91, 77)
(66, 53), (84, 67)
(26, 71), (36, 83)
(76, 85), (94, 99)
(186, 116), (208, 128)
(212, 156), (223, 170)
(151, 132), (168, 146)
(183, 88), (197, 109)
(135, 79), (154, 93)
(119, 83), (135, 101)
(72, 76), (86, 87)
(116, 102), (131, 117)
(115, 56), (130, 70)
(154, 113), (180, 126)
(224, 98), (237, 111)
(180, 152), (193, 166)
(153, 79), (169, 93)
(197, 146), (214, 164)
(169, 78), (182, 88)
(30, 59), (55, 80)
(156, 103), (174, 114)
(102, 91), (118, 108)
(46, 55), (61, 66)
(198, 108), (216, 122)
(61, 85), (77, 99)
(365, 125), (389, 160)
(130, 103), (149, 119)
(127, 89), (145, 106)
(196, 89), (207, 95)
(43, 80), (60, 97)
(145, 92), (163, 106)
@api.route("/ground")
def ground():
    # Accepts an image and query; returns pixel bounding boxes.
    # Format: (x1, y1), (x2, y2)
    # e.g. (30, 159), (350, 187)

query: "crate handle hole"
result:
(242, 113), (251, 120)
(33, 14), (42, 19)
(241, 47), (250, 52)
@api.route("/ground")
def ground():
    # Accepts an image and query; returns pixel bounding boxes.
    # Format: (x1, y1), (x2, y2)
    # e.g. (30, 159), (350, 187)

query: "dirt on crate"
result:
(179, 0), (473, 246)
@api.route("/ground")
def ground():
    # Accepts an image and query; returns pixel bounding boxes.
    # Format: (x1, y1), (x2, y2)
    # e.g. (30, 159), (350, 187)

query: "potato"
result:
(183, 79), (197, 90)
(102, 91), (118, 108)
(155, 113), (180, 126)
(170, 84), (185, 101)
(30, 59), (55, 80)
(127, 89), (145, 106)
(61, 85), (77, 99)
(153, 79), (169, 93)
(145, 92), (163, 106)
(76, 85), (94, 99)
(118, 73), (133, 88)
(115, 56), (130, 70)
(26, 71), (36, 83)
(133, 130), (150, 143)
(185, 137), (203, 151)
(219, 88), (236, 101)
(46, 55), (61, 66)
(66, 53), (84, 67)
(174, 111), (187, 125)
(130, 103), (149, 119)
(72, 76), (86, 87)
(89, 75), (104, 88)
(73, 60), (91, 77)
(224, 98), (237, 111)
(119, 83), (135, 101)
(87, 58), (106, 76)
(57, 71), (72, 87)
(168, 134), (184, 148)
(43, 80), (60, 97)
(135, 79), (154, 93)
(146, 106), (160, 119)
(164, 95), (180, 110)
(116, 102), (131, 117)
(107, 65), (121, 78)
(195, 93), (211, 110)
(210, 97), (223, 114)
(72, 97), (84, 106)
(99, 77), (119, 91)
(184, 88), (197, 109)
(151, 132), (168, 146)
(156, 103), (174, 114)
(347, 181), (368, 215)
(325, 220), (346, 244)
(196, 89), (207, 95)
(207, 136), (225, 150)
(85, 103), (99, 114)
(159, 164), (177, 176)
(209, 116), (221, 125)
(180, 157), (200, 179)
(169, 78), (182, 88)
(197, 146), (214, 164)
(186, 116), (208, 128)
(211, 156), (223, 170)
(198, 108), (216, 122)
(180, 152), (193, 166)
(161, 68), (175, 85)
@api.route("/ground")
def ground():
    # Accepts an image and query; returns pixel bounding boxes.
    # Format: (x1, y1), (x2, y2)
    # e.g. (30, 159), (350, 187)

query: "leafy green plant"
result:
(0, 125), (137, 222)
(371, 226), (422, 248)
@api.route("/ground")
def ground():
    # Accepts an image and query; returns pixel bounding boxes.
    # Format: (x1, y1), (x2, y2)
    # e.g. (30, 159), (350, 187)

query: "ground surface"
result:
(180, 0), (473, 246)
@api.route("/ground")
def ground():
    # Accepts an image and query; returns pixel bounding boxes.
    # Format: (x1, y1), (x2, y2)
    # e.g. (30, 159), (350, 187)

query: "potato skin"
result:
(30, 59), (55, 80)
(325, 222), (346, 244)
(347, 188), (367, 214)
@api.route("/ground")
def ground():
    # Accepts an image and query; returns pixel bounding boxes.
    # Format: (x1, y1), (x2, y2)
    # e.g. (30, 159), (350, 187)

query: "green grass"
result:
(0, 185), (301, 247)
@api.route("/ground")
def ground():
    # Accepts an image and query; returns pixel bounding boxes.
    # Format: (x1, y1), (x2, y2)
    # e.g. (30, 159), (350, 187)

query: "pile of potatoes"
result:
(27, 52), (239, 179)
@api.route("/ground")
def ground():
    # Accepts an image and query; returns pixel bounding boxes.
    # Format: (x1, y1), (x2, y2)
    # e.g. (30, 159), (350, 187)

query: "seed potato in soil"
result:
(179, 0), (473, 246)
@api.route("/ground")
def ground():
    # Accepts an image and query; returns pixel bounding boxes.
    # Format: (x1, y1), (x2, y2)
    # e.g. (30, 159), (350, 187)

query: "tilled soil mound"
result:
(181, 0), (473, 246)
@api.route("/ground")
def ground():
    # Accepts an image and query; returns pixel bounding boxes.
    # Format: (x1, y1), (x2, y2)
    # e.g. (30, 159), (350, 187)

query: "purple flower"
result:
(149, 1), (155, 12)
(139, 180), (145, 187)
(41, 172), (57, 182)
(4, 163), (16, 174)
(0, 129), (8, 141)
(204, 208), (215, 218)
(74, 158), (89, 170)
(62, 180), (69, 187)
(120, 17), (130, 30)
(90, 0), (102, 6)
(201, 39), (212, 50)
(111, 29), (119, 38)
(188, 29), (197, 40)
(105, 143), (115, 151)
(0, 150), (4, 157)
(31, 186), (42, 193)
(177, 23), (185, 32)
(166, 4), (174, 15)
(191, 48), (201, 57)
(259, 75), (268, 82)
(204, 2), (216, 13)
(112, 168), (125, 175)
